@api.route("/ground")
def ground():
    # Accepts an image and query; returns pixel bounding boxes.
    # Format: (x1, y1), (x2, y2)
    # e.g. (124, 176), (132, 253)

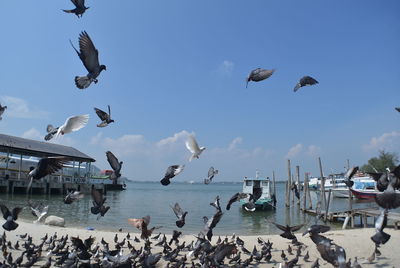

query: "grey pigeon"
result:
(90, 188), (110, 218)
(94, 105), (114, 127)
(204, 166), (218, 184)
(27, 157), (69, 190)
(63, 0), (89, 18)
(106, 151), (122, 184)
(171, 203), (188, 228)
(160, 165), (184, 185)
(0, 103), (7, 120)
(371, 209), (390, 245)
(226, 192), (248, 210)
(44, 125), (58, 141)
(294, 76), (318, 92)
(70, 31), (106, 89)
(246, 68), (275, 88)
(44, 124), (59, 141)
(0, 205), (22, 231)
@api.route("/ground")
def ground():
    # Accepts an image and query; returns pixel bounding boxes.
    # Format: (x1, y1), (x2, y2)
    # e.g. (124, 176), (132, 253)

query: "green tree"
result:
(361, 150), (399, 173)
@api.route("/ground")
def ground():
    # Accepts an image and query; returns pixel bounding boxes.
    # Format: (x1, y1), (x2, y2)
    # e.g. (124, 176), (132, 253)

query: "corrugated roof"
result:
(0, 134), (95, 162)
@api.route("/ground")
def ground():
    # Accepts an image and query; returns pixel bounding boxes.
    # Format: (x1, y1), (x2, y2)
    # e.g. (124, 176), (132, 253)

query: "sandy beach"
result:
(2, 219), (398, 267)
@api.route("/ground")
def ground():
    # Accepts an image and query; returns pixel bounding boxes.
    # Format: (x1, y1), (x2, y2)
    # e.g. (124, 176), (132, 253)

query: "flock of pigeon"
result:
(0, 1), (399, 267)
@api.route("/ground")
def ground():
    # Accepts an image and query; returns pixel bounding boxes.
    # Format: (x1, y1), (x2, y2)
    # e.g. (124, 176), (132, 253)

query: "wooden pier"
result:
(304, 207), (400, 229)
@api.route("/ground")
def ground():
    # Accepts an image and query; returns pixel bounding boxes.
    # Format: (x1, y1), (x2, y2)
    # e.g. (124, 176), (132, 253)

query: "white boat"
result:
(331, 176), (376, 198)
(239, 171), (275, 211)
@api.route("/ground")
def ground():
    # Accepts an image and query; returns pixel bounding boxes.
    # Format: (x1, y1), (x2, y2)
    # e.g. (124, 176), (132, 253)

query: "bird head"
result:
(100, 65), (107, 71)
(110, 119), (115, 123)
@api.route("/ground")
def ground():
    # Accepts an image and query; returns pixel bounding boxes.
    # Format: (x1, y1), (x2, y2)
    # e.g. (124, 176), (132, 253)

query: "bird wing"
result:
(94, 108), (109, 121)
(392, 165), (400, 178)
(108, 105), (111, 118)
(36, 157), (69, 179)
(127, 218), (144, 230)
(78, 31), (100, 73)
(74, 0), (86, 8)
(268, 220), (288, 232)
(290, 223), (305, 232)
(59, 114), (89, 134)
(91, 188), (104, 206)
(208, 167), (215, 178)
(301, 76), (319, 86)
(106, 151), (121, 172)
(0, 204), (11, 220)
(171, 203), (183, 218)
(71, 236), (86, 251)
(185, 135), (200, 154)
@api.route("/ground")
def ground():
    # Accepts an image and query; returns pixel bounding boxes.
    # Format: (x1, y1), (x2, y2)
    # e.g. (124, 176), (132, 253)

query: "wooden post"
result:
(272, 171), (276, 198)
(286, 159), (291, 207)
(291, 173), (295, 205)
(318, 157), (327, 211)
(302, 173), (307, 211)
(325, 189), (332, 221)
(296, 166), (300, 205)
(306, 173), (312, 209)
(285, 181), (289, 207)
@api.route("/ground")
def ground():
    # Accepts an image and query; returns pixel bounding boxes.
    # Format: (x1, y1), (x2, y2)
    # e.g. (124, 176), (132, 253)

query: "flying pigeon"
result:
(91, 188), (110, 219)
(27, 200), (48, 223)
(70, 31), (106, 89)
(293, 76), (319, 92)
(226, 192), (248, 210)
(160, 165), (184, 186)
(267, 220), (305, 240)
(55, 114), (89, 138)
(185, 134), (205, 161)
(171, 203), (188, 228)
(44, 125), (59, 141)
(106, 151), (123, 183)
(0, 103), (7, 120)
(64, 191), (84, 204)
(27, 157), (69, 190)
(344, 166), (359, 187)
(63, 0), (89, 18)
(246, 68), (275, 88)
(127, 215), (161, 239)
(203, 210), (223, 241)
(204, 167), (218, 184)
(94, 106), (114, 127)
(371, 209), (390, 245)
(0, 205), (22, 231)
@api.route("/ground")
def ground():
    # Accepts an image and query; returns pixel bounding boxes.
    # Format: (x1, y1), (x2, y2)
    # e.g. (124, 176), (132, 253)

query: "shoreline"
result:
(4, 221), (399, 267)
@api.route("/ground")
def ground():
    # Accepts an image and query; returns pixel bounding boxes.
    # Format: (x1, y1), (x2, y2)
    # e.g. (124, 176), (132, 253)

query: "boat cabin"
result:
(242, 177), (272, 199)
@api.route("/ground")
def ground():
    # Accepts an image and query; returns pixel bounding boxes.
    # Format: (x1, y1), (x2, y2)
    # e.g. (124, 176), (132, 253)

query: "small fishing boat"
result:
(349, 177), (378, 199)
(239, 171), (275, 211)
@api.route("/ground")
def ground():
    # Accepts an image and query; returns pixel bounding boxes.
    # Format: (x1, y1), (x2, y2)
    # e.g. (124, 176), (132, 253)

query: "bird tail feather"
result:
(75, 76), (92, 89)
(62, 9), (74, 13)
(160, 177), (170, 186)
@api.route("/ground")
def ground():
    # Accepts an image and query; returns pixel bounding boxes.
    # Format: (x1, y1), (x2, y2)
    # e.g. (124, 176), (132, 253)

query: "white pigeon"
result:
(185, 134), (206, 161)
(56, 114), (89, 138)
(29, 202), (49, 224)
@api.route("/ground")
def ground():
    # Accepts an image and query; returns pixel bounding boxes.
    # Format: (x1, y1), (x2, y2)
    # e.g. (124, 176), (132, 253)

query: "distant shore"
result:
(6, 221), (399, 267)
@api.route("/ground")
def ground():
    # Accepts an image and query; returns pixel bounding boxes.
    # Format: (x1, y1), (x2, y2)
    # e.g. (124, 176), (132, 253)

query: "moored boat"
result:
(239, 172), (275, 211)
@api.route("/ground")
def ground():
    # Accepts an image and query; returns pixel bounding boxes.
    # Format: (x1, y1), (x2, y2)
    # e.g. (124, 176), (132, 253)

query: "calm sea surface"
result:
(0, 181), (379, 235)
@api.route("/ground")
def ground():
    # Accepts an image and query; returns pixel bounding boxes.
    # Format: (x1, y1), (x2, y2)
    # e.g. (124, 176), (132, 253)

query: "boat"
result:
(239, 172), (275, 211)
(349, 177), (380, 199)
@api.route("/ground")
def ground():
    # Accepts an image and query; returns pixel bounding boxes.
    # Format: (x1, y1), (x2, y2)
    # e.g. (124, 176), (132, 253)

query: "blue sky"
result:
(0, 1), (399, 181)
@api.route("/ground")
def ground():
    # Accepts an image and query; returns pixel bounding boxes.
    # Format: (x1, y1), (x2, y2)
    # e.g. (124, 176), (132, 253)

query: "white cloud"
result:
(22, 128), (42, 140)
(217, 60), (235, 76)
(103, 134), (148, 156)
(90, 132), (103, 145)
(363, 131), (400, 152)
(306, 145), (321, 156)
(1, 96), (48, 119)
(157, 130), (190, 147)
(228, 137), (242, 151)
(285, 143), (303, 159)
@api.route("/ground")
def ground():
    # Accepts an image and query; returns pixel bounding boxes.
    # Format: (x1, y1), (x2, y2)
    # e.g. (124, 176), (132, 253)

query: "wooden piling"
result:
(296, 166), (300, 205)
(291, 173), (295, 205)
(302, 172), (307, 211)
(285, 180), (289, 207)
(272, 171), (276, 198)
(306, 173), (312, 209)
(325, 189), (332, 221)
(286, 159), (291, 207)
(318, 157), (327, 211)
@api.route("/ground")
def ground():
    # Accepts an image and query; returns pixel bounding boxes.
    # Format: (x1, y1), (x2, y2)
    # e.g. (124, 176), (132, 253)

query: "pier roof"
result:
(0, 134), (95, 162)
